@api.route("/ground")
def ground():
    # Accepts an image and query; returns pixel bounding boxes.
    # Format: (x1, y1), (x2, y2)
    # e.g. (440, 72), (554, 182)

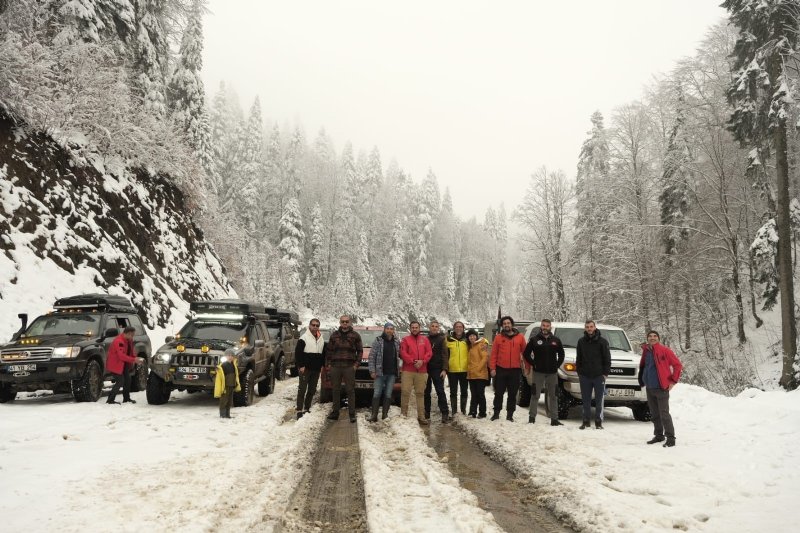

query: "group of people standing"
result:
(292, 314), (683, 447)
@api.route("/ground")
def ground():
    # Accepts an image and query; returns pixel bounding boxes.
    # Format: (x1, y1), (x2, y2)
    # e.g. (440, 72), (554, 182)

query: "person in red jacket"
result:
(106, 326), (139, 404)
(638, 330), (683, 447)
(399, 320), (432, 424)
(489, 316), (527, 421)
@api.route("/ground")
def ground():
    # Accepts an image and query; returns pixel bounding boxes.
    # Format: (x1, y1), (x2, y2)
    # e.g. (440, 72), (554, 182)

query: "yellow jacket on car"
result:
(214, 359), (241, 398)
(447, 335), (470, 373)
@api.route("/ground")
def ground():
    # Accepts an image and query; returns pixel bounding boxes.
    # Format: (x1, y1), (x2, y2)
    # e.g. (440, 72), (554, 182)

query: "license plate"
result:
(354, 382), (373, 389)
(178, 367), (206, 374)
(183, 374), (200, 381)
(607, 388), (635, 397)
(8, 364), (36, 372)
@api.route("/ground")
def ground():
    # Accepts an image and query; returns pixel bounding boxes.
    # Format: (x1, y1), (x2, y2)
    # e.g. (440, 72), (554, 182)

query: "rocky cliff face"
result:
(0, 108), (234, 340)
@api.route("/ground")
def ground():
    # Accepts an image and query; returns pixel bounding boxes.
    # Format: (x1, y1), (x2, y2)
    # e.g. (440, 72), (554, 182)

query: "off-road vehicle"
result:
(0, 294), (151, 403)
(147, 301), (297, 406)
(520, 321), (651, 421)
(263, 309), (300, 380)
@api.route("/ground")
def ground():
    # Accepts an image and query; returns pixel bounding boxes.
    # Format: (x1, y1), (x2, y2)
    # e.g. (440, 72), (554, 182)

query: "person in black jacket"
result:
(575, 320), (611, 429)
(295, 318), (326, 419)
(424, 320), (450, 423)
(523, 319), (565, 426)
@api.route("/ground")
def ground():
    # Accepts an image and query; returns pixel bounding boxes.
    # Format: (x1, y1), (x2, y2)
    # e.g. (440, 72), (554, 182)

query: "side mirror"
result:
(104, 328), (118, 339)
(165, 336), (175, 343)
(254, 340), (265, 348)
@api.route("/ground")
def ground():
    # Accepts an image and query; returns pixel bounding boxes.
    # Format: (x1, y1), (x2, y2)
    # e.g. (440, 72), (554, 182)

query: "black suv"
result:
(264, 308), (300, 380)
(147, 301), (298, 406)
(0, 294), (152, 403)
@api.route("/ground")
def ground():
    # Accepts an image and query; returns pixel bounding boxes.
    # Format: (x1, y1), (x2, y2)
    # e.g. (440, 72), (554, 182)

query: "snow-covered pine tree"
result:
(332, 270), (359, 318)
(133, 0), (169, 118)
(724, 0), (799, 389)
(444, 264), (457, 307)
(416, 169), (441, 276)
(278, 197), (305, 288)
(355, 231), (377, 310)
(237, 96), (266, 235)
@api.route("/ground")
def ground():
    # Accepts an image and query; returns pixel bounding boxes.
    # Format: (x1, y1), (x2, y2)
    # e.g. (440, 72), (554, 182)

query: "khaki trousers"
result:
(401, 371), (427, 419)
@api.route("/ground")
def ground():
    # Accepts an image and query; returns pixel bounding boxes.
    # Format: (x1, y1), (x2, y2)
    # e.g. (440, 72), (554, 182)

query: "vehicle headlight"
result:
(52, 346), (81, 358)
(154, 351), (172, 364)
(563, 362), (577, 372)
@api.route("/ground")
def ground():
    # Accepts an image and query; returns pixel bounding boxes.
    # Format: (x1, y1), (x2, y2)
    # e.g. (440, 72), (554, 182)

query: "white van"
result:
(523, 321), (650, 421)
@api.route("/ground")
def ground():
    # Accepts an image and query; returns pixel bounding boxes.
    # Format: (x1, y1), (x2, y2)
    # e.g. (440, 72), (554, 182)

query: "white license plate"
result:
(354, 382), (373, 389)
(8, 364), (36, 372)
(178, 366), (206, 374)
(607, 388), (635, 397)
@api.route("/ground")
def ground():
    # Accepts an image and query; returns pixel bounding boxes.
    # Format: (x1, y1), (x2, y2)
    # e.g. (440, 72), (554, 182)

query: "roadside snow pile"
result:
(358, 413), (503, 532)
(0, 381), (322, 532)
(0, 108), (234, 342)
(455, 384), (800, 533)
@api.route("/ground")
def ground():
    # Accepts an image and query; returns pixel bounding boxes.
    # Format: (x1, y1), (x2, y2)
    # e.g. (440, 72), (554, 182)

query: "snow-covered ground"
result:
(0, 381), (323, 532)
(455, 384), (800, 533)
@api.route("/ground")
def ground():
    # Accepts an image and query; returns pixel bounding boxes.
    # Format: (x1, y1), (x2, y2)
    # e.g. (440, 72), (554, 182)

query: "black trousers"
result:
(468, 379), (488, 416)
(329, 364), (356, 417)
(424, 371), (449, 416)
(107, 367), (131, 403)
(297, 368), (321, 412)
(448, 372), (468, 414)
(492, 367), (521, 415)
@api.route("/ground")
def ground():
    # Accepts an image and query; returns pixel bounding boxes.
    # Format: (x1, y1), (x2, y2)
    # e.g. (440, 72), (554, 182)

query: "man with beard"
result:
(325, 315), (363, 423)
(523, 319), (565, 426)
(489, 316), (527, 421)
(424, 320), (450, 423)
(576, 320), (611, 429)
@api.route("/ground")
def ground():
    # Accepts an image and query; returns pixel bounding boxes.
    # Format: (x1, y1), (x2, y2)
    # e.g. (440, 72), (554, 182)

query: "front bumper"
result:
(0, 360), (84, 388)
(152, 362), (216, 389)
(561, 374), (647, 403)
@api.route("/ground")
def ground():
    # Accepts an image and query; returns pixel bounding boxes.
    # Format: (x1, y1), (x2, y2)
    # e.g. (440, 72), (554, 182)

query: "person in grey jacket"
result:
(368, 322), (401, 422)
(575, 320), (611, 429)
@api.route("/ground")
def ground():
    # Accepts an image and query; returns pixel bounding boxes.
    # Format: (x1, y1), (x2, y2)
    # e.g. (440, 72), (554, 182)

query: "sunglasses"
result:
(310, 323), (320, 327)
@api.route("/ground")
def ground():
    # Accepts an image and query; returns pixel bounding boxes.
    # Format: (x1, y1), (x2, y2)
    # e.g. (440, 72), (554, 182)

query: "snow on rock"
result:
(455, 384), (800, 533)
(0, 381), (323, 532)
(0, 108), (235, 342)
(358, 413), (503, 532)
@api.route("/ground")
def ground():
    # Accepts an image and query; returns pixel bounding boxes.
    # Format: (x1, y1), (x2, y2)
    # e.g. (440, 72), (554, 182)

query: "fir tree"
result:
(355, 231), (377, 309)
(278, 197), (305, 286)
(133, 0), (168, 118)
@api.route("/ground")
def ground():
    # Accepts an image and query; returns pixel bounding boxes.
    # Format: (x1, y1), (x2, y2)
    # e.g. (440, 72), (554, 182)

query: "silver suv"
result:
(523, 321), (650, 421)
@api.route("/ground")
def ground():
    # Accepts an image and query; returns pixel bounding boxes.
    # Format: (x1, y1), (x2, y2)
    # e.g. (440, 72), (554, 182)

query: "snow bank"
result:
(455, 384), (800, 532)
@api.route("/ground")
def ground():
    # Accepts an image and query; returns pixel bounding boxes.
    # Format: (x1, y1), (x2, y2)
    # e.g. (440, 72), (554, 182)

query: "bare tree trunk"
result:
(684, 280), (692, 349)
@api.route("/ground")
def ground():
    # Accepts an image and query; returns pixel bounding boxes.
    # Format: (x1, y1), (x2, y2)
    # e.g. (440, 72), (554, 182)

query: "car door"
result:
(282, 324), (297, 366)
(253, 323), (268, 377)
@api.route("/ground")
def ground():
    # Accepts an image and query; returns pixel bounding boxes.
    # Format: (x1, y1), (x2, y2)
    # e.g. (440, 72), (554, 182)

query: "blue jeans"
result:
(373, 374), (396, 400)
(579, 375), (605, 421)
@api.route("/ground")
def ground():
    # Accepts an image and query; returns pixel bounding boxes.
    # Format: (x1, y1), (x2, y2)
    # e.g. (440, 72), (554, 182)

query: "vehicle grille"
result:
(608, 367), (635, 376)
(1, 347), (53, 362)
(174, 354), (218, 367)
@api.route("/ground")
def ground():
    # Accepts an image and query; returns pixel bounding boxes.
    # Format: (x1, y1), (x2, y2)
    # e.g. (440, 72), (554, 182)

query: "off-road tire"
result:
(130, 359), (148, 392)
(258, 362), (276, 396)
(71, 359), (102, 402)
(631, 402), (652, 421)
(276, 355), (287, 381)
(146, 372), (171, 405)
(234, 368), (255, 407)
(557, 383), (573, 420)
(0, 384), (17, 403)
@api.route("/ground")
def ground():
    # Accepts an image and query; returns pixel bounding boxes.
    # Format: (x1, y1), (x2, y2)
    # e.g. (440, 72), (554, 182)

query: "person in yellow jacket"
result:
(466, 329), (490, 418)
(214, 348), (241, 419)
(446, 321), (470, 416)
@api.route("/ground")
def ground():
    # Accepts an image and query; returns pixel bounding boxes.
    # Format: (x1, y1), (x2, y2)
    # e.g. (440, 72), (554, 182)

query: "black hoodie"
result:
(576, 330), (611, 378)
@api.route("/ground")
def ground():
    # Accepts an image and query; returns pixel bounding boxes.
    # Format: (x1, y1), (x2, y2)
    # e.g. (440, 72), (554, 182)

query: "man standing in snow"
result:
(576, 320), (611, 429)
(399, 320), (432, 424)
(489, 316), (527, 421)
(106, 326), (139, 404)
(326, 315), (363, 423)
(295, 318), (326, 420)
(523, 319), (565, 426)
(639, 331), (683, 447)
(424, 320), (450, 423)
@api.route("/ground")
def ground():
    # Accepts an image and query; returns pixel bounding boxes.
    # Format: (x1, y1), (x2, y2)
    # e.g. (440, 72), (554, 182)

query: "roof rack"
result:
(190, 300), (269, 317)
(53, 294), (136, 313)
(266, 307), (300, 325)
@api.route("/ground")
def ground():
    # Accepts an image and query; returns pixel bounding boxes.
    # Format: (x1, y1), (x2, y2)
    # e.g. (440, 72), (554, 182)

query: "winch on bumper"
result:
(151, 351), (220, 391)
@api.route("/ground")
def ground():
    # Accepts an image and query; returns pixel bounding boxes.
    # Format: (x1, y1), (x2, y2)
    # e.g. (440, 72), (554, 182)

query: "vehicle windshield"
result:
(26, 314), (101, 337)
(179, 319), (247, 343)
(357, 330), (383, 346)
(553, 327), (631, 351)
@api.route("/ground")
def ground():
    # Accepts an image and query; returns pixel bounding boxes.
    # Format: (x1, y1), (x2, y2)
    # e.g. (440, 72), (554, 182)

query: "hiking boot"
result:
(490, 412), (500, 421)
(647, 435), (665, 445)
(441, 413), (449, 423)
(382, 397), (391, 420)
(663, 436), (676, 448)
(550, 419), (563, 426)
(327, 411), (339, 421)
(595, 420), (603, 429)
(123, 399), (136, 404)
(349, 415), (357, 423)
(296, 411), (304, 420)
(579, 420), (590, 430)
(418, 418), (430, 425)
(477, 413), (487, 419)
(106, 401), (121, 405)
(529, 416), (536, 424)
(506, 413), (514, 422)
(369, 398), (380, 423)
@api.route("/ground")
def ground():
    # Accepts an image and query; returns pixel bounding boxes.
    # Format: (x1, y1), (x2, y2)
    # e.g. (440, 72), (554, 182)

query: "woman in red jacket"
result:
(106, 327), (138, 404)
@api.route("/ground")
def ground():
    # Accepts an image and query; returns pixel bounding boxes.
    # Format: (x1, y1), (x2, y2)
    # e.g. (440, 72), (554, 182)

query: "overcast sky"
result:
(202, 1), (727, 221)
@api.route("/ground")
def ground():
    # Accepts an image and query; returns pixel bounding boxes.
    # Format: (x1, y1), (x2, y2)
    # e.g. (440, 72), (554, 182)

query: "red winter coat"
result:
(400, 334), (432, 373)
(638, 342), (682, 390)
(106, 334), (137, 375)
(490, 330), (527, 370)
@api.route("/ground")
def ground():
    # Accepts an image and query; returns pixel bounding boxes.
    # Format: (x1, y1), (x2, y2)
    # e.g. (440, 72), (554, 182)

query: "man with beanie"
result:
(576, 320), (611, 429)
(489, 316), (527, 421)
(639, 330), (682, 447)
(326, 315), (363, 423)
(399, 320), (432, 424)
(214, 348), (241, 419)
(295, 318), (326, 420)
(368, 321), (401, 422)
(424, 320), (450, 423)
(523, 319), (565, 426)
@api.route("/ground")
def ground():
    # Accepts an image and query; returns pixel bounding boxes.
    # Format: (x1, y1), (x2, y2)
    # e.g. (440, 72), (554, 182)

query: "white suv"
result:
(523, 321), (650, 421)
